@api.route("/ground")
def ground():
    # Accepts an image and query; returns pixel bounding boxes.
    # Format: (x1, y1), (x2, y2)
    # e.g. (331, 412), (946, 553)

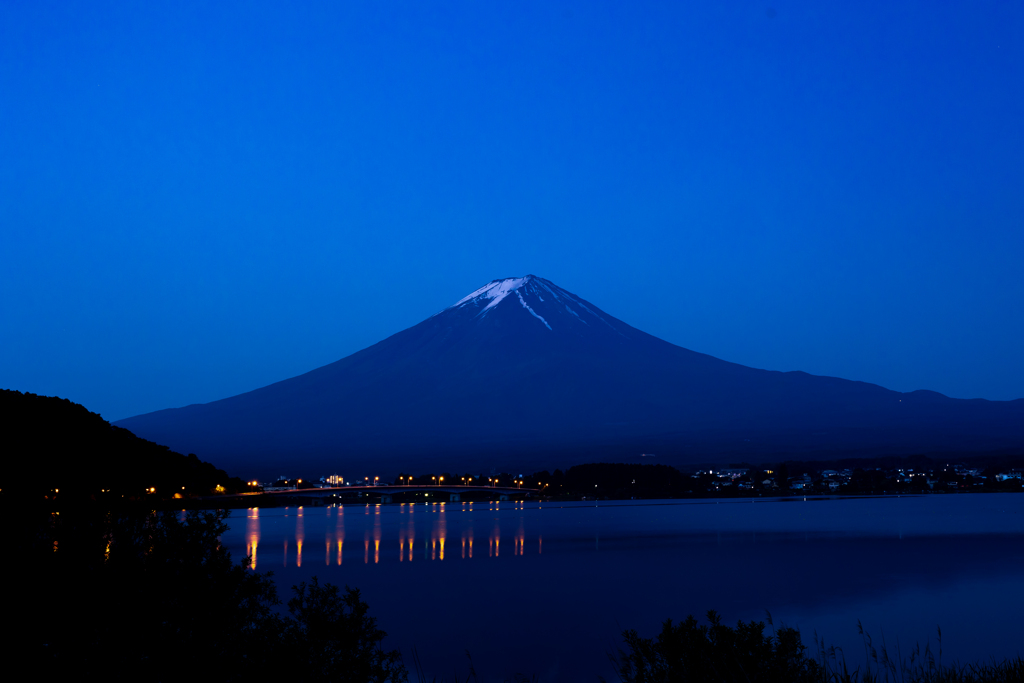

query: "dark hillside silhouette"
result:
(0, 389), (243, 500)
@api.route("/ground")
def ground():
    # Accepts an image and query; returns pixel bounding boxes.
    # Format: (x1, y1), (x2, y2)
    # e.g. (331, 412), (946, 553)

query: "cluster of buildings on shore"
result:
(251, 465), (1024, 498)
(695, 465), (1023, 493)
(259, 475), (351, 492)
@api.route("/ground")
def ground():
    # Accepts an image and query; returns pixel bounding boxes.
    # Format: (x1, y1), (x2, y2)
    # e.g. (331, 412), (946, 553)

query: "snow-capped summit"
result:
(448, 276), (534, 311)
(441, 275), (627, 336)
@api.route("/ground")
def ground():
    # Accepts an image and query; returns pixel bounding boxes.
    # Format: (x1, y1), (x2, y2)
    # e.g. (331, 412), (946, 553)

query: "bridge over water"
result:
(216, 484), (538, 503)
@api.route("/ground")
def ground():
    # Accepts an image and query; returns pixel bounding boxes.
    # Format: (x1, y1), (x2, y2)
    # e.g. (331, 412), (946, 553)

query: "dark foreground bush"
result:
(10, 503), (407, 682)
(608, 611), (821, 683)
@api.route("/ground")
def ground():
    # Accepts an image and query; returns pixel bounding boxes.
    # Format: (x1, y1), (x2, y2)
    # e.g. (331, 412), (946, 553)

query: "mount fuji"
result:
(116, 275), (1024, 477)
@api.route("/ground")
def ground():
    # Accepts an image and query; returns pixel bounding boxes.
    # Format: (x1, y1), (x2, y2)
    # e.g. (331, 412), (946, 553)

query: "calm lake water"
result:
(221, 494), (1024, 681)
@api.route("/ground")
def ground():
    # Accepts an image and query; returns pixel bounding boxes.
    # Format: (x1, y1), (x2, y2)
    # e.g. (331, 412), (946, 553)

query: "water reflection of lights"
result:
(373, 504), (382, 564)
(405, 507), (415, 562)
(398, 537), (410, 562)
(296, 506), (304, 567)
(246, 508), (260, 570)
(436, 503), (447, 561)
(254, 504), (547, 568)
(335, 505), (345, 565)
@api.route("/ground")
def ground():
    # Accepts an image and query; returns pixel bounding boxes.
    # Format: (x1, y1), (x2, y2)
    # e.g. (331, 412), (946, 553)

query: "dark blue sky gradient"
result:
(2, 1), (1022, 421)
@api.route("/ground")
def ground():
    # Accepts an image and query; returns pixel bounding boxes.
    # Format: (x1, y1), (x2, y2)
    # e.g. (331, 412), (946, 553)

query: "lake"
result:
(221, 494), (1024, 681)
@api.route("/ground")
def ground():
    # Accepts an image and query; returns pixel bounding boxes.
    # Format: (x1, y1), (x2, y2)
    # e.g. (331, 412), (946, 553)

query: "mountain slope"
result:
(116, 276), (1024, 476)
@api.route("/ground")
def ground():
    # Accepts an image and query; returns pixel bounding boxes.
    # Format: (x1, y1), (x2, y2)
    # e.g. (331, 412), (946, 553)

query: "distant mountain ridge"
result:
(116, 275), (1024, 477)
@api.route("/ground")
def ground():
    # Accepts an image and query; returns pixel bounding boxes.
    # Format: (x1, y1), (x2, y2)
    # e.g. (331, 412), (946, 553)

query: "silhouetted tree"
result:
(284, 578), (408, 682)
(609, 611), (820, 683)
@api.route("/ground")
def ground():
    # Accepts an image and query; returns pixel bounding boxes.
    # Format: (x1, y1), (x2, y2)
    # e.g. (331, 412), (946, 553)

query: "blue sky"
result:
(2, 0), (1022, 421)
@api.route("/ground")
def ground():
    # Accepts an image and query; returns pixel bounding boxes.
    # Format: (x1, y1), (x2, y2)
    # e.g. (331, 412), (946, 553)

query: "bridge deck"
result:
(212, 485), (537, 500)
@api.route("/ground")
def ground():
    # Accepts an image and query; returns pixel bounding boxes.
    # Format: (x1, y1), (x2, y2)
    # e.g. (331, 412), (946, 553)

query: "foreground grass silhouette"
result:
(606, 612), (1024, 683)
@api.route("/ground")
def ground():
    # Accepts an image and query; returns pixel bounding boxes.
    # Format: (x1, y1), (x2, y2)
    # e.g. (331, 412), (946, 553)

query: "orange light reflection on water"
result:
(296, 507), (305, 567)
(335, 506), (345, 565)
(373, 506), (382, 563)
(246, 508), (260, 570)
(252, 502), (546, 568)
